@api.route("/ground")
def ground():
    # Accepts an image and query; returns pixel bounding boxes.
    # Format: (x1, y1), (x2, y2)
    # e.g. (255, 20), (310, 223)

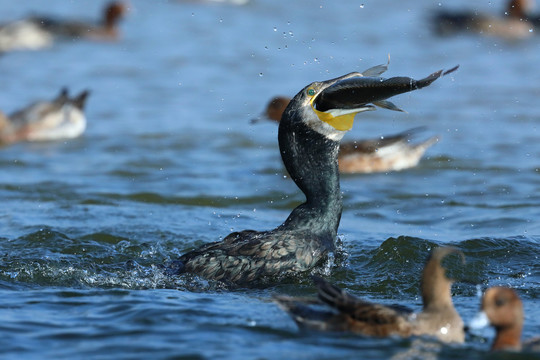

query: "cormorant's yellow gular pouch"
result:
(305, 84), (376, 132)
(311, 100), (374, 131)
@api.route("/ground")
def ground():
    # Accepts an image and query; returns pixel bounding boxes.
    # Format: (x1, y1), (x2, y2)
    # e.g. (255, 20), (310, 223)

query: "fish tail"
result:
(415, 65), (459, 89)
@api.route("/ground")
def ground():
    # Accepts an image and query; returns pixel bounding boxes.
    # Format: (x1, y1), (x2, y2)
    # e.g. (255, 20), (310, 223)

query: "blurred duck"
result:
(29, 1), (127, 41)
(432, 0), (534, 40)
(257, 96), (438, 174)
(177, 0), (250, 5)
(470, 287), (540, 352)
(0, 20), (53, 52)
(166, 60), (458, 285)
(0, 1), (126, 52)
(275, 247), (465, 343)
(520, 0), (540, 27)
(0, 88), (90, 145)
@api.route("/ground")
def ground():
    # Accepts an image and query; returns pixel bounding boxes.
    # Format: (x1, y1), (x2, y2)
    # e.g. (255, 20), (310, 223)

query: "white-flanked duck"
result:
(0, 1), (127, 52)
(0, 88), (90, 145)
(0, 20), (53, 53)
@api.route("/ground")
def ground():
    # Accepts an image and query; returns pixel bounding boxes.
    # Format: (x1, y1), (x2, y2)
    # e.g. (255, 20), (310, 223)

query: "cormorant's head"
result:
(283, 59), (458, 142)
(285, 72), (373, 142)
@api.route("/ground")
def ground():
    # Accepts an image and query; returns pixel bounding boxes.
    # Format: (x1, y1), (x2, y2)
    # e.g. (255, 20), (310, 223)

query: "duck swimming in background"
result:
(0, 88), (90, 145)
(167, 60), (458, 286)
(29, 1), (127, 41)
(432, 0), (534, 40)
(0, 1), (127, 52)
(0, 19), (53, 53)
(275, 247), (465, 343)
(470, 287), (540, 352)
(256, 96), (439, 174)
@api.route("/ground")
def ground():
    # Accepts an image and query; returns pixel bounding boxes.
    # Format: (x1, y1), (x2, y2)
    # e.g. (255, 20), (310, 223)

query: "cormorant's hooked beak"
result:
(311, 65), (459, 132)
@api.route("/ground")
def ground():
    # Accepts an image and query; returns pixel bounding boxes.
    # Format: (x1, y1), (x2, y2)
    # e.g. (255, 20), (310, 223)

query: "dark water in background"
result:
(1, 0), (540, 358)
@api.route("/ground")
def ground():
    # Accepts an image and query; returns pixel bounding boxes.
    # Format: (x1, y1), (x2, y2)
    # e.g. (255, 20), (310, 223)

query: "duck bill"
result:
(468, 311), (490, 330)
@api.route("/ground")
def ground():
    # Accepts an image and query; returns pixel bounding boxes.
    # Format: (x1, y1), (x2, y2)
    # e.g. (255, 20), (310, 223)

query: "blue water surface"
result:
(0, 0), (539, 359)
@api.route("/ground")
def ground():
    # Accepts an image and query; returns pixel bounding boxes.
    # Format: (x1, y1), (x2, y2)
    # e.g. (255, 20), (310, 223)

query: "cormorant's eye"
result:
(307, 88), (316, 97)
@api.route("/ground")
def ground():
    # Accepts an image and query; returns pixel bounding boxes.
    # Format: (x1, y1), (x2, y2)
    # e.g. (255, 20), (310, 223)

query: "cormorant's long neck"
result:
(277, 113), (342, 235)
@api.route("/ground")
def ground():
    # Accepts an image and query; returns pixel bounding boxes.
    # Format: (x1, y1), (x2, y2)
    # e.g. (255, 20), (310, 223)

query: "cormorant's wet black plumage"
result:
(169, 61), (458, 286)
(174, 112), (340, 285)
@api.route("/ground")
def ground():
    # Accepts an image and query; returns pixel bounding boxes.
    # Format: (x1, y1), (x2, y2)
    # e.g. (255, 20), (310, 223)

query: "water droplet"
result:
(259, 72), (263, 77)
(360, 4), (364, 8)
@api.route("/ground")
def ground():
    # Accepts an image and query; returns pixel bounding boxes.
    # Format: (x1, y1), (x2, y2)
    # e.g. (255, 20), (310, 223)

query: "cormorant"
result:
(169, 60), (458, 286)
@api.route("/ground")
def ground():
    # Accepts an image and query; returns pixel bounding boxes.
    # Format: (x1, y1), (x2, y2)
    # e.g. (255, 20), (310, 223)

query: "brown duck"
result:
(29, 1), (127, 41)
(275, 247), (465, 343)
(470, 286), (540, 352)
(257, 91), (438, 175)
(432, 0), (533, 40)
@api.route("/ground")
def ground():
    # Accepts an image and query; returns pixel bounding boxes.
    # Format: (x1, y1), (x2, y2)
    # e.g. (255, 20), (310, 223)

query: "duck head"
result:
(103, 1), (128, 29)
(265, 96), (291, 122)
(472, 287), (524, 351)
